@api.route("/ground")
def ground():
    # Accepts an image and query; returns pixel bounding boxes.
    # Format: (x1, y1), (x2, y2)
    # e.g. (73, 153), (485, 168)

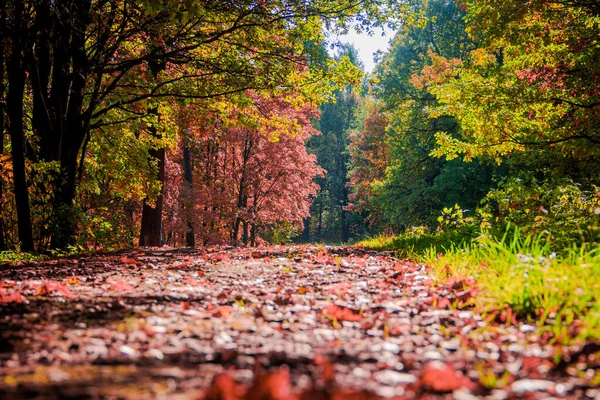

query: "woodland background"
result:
(0, 0), (599, 255)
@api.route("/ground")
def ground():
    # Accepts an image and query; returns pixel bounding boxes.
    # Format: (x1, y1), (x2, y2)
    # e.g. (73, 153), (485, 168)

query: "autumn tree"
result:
(163, 93), (323, 246)
(347, 99), (390, 230)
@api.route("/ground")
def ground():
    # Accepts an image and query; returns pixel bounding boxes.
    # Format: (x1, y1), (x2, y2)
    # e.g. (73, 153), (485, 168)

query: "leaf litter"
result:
(0, 245), (598, 399)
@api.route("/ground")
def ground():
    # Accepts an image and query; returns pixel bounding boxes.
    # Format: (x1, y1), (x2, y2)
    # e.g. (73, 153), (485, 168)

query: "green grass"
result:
(360, 225), (478, 258)
(360, 228), (600, 343)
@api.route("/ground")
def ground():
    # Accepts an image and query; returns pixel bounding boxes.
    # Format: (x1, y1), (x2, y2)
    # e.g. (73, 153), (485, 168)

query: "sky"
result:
(333, 28), (395, 73)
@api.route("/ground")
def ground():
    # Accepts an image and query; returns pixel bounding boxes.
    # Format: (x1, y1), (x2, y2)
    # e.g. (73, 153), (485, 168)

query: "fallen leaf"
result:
(0, 289), (25, 303)
(110, 280), (134, 291)
(247, 367), (291, 400)
(324, 305), (363, 322)
(419, 361), (475, 392)
(36, 280), (77, 299)
(120, 256), (140, 266)
(211, 305), (234, 318)
(64, 276), (81, 285)
(203, 373), (243, 400)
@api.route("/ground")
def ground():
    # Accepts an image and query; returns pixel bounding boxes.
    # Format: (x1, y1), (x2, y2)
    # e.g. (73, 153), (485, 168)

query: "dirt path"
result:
(0, 245), (597, 399)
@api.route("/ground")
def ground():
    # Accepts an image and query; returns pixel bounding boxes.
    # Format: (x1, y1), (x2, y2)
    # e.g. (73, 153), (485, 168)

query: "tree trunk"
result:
(6, 0), (34, 252)
(242, 220), (249, 245)
(139, 146), (165, 247)
(183, 145), (194, 247)
(317, 202), (323, 240)
(48, 0), (92, 249)
(250, 223), (256, 247)
(139, 55), (166, 247)
(301, 217), (310, 242)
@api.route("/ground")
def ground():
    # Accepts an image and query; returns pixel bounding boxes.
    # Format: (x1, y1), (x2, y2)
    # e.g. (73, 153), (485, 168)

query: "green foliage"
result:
(360, 223), (478, 258)
(362, 0), (498, 231)
(479, 173), (600, 248)
(306, 44), (363, 243)
(265, 221), (303, 244)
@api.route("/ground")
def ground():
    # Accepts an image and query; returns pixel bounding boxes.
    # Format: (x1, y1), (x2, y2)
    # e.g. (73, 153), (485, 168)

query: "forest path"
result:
(0, 245), (594, 399)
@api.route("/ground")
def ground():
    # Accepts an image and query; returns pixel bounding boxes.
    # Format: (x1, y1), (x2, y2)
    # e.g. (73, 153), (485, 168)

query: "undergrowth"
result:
(361, 228), (600, 343)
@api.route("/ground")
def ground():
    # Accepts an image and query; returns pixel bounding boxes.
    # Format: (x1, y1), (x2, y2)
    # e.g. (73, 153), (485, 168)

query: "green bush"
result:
(479, 173), (600, 249)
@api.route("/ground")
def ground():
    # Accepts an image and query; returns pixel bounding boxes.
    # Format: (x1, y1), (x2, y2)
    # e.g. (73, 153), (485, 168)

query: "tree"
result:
(163, 93), (323, 246)
(365, 0), (496, 229)
(347, 99), (390, 229)
(417, 0), (600, 179)
(307, 43), (363, 243)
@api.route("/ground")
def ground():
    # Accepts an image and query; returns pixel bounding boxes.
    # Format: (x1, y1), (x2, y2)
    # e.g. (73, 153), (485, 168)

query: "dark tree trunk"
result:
(242, 220), (249, 245)
(6, 0), (34, 252)
(250, 223), (256, 247)
(139, 55), (166, 247)
(183, 145), (194, 247)
(48, 0), (92, 249)
(301, 217), (310, 242)
(317, 202), (323, 240)
(139, 146), (165, 247)
(232, 217), (241, 243)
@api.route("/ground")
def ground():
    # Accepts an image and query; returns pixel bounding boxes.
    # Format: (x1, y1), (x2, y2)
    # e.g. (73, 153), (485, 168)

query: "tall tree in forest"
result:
(367, 0), (496, 229)
(308, 44), (363, 243)
(347, 99), (390, 230)
(5, 0), (34, 251)
(0, 2), (6, 251)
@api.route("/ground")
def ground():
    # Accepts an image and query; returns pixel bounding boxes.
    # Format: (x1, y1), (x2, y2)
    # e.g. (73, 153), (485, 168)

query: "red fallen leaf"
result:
(211, 305), (234, 318)
(394, 260), (409, 273)
(109, 280), (133, 291)
(246, 367), (292, 400)
(120, 256), (140, 266)
(180, 301), (191, 311)
(203, 373), (243, 400)
(251, 251), (263, 258)
(419, 361), (475, 392)
(182, 277), (205, 286)
(64, 276), (81, 285)
(0, 281), (16, 288)
(36, 280), (77, 299)
(324, 305), (363, 322)
(211, 253), (229, 262)
(0, 288), (25, 303)
(141, 325), (157, 337)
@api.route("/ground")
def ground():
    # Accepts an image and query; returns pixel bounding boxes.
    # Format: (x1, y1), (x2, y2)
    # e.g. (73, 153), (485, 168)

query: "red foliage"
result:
(0, 288), (25, 303)
(163, 93), (323, 246)
(347, 104), (390, 227)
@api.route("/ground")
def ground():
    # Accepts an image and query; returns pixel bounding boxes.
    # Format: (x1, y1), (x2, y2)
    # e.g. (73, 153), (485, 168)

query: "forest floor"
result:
(0, 245), (598, 399)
